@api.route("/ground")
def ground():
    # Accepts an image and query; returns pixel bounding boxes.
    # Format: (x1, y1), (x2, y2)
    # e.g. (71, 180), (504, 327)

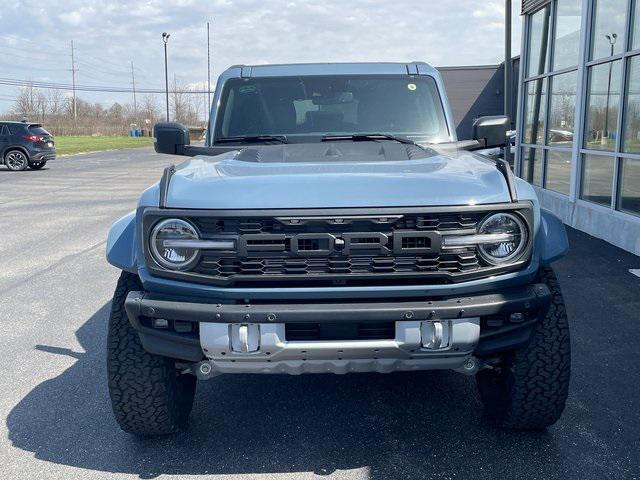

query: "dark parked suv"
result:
(0, 121), (56, 171)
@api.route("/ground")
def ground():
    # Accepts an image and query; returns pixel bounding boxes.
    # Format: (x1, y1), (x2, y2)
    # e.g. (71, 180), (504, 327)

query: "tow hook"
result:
(454, 357), (483, 375)
(193, 361), (218, 379)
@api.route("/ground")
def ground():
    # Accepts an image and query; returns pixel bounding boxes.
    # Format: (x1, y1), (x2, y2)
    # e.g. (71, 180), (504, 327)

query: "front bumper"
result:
(124, 283), (551, 374)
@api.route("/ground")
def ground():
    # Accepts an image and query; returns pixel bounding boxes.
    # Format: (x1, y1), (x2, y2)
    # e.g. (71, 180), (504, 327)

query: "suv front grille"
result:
(197, 252), (479, 277)
(143, 207), (533, 287)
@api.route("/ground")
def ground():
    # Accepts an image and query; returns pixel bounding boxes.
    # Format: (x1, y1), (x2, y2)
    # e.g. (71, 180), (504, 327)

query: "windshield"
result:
(214, 75), (450, 143)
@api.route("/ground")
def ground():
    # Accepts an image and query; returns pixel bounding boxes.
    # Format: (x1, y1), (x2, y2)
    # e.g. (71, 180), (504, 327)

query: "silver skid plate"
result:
(199, 319), (480, 375)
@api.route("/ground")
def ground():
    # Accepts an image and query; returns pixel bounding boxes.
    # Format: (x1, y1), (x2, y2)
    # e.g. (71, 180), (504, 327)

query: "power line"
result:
(0, 94), (116, 106)
(0, 77), (213, 94)
(0, 43), (156, 81)
(0, 36), (211, 102)
(0, 45), (156, 83)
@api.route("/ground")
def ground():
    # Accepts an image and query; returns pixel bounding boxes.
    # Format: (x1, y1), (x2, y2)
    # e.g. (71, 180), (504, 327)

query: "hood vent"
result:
(233, 143), (436, 164)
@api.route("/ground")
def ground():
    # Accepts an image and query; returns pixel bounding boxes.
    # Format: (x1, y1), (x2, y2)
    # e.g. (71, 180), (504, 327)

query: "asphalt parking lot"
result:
(0, 147), (639, 480)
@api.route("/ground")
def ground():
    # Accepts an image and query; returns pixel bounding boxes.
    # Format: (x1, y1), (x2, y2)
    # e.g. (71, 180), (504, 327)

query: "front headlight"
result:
(477, 212), (527, 265)
(150, 218), (200, 270)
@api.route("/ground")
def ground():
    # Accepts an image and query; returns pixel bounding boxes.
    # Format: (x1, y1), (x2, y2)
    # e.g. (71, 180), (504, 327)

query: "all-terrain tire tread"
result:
(107, 272), (196, 435)
(477, 266), (571, 430)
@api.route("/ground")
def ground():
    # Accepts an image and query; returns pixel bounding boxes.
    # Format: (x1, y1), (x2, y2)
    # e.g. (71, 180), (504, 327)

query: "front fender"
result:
(539, 209), (569, 265)
(106, 211), (137, 272)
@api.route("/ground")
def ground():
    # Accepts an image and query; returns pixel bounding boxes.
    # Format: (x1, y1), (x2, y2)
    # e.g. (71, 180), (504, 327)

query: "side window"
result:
(8, 125), (22, 135)
(0, 126), (7, 136)
(220, 89), (235, 136)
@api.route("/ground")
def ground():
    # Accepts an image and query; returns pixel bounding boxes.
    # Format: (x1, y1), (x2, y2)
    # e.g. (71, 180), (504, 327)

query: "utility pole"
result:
(162, 32), (170, 121)
(70, 40), (78, 126)
(207, 21), (211, 123)
(131, 61), (137, 122)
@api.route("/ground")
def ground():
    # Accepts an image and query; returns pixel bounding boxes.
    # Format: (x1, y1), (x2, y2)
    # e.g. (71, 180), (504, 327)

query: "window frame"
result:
(583, 58), (623, 152)
(517, 0), (640, 219)
(518, 0), (583, 197)
(618, 156), (640, 214)
(580, 0), (635, 211)
(526, 4), (553, 78)
(589, 0), (629, 61)
(553, 0), (584, 70)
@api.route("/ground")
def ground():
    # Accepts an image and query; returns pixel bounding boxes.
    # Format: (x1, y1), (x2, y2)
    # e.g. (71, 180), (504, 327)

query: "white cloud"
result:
(473, 1), (505, 18)
(58, 6), (98, 26)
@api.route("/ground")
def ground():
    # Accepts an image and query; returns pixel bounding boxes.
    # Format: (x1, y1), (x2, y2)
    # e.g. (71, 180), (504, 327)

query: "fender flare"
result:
(539, 209), (569, 265)
(106, 211), (138, 272)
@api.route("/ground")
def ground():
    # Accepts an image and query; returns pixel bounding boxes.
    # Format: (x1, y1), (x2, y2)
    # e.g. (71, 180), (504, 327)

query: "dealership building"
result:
(515, 0), (640, 255)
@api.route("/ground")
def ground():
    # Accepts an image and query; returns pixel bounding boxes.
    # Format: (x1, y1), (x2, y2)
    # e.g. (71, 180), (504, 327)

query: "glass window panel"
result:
(524, 78), (548, 144)
(521, 147), (544, 186)
(623, 56), (640, 152)
(553, 0), (582, 70)
(633, 0), (640, 50)
(581, 154), (615, 206)
(546, 150), (573, 194)
(527, 5), (552, 77)
(584, 60), (622, 151)
(619, 158), (640, 215)
(519, 147), (527, 179)
(590, 0), (627, 61)
(548, 71), (578, 146)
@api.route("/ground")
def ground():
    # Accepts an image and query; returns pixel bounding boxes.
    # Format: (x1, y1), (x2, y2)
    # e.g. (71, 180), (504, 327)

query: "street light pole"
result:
(604, 33), (617, 142)
(207, 21), (211, 120)
(504, 0), (512, 166)
(162, 32), (170, 122)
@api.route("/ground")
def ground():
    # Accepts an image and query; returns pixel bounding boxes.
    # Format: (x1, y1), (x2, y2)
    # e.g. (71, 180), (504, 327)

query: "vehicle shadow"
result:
(0, 167), (50, 173)
(7, 303), (571, 479)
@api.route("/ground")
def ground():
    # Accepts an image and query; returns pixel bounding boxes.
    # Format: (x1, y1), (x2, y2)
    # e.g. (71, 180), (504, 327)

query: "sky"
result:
(0, 0), (522, 114)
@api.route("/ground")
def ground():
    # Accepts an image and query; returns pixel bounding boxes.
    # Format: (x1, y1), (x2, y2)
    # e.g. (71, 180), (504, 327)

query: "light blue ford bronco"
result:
(106, 62), (571, 436)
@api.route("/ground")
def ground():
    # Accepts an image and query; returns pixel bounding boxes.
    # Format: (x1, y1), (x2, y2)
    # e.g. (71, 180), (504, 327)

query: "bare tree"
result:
(108, 102), (124, 120)
(140, 95), (160, 124)
(13, 84), (39, 119)
(171, 75), (190, 124)
(47, 89), (65, 117)
(190, 90), (203, 124)
(4, 84), (202, 136)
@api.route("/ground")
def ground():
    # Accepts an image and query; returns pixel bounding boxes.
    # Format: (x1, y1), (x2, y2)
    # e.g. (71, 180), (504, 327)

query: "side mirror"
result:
(153, 122), (190, 155)
(472, 115), (510, 149)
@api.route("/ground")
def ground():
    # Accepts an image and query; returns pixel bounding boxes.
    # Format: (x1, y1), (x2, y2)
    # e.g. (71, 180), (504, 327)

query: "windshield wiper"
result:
(321, 133), (418, 145)
(216, 135), (288, 144)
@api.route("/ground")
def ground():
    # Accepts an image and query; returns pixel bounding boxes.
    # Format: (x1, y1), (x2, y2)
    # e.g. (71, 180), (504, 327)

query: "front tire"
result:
(4, 150), (29, 171)
(476, 266), (571, 430)
(29, 161), (47, 170)
(107, 272), (196, 436)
